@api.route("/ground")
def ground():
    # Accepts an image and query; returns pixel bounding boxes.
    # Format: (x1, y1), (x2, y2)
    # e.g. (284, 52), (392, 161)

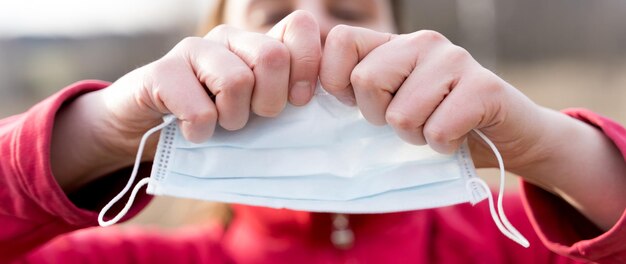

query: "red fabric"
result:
(0, 81), (623, 263)
(521, 109), (626, 264)
(0, 81), (154, 263)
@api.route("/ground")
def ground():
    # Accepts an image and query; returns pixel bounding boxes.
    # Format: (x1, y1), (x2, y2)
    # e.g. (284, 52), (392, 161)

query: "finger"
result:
(177, 37), (254, 131)
(146, 54), (217, 143)
(267, 10), (322, 106)
(351, 35), (423, 125)
(385, 67), (453, 145)
(320, 25), (393, 106)
(384, 45), (469, 145)
(207, 25), (290, 117)
(423, 69), (500, 154)
(349, 30), (448, 126)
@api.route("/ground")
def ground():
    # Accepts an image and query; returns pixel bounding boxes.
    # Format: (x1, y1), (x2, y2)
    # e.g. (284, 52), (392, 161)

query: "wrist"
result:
(505, 107), (577, 180)
(51, 90), (135, 192)
(503, 107), (561, 176)
(469, 94), (553, 173)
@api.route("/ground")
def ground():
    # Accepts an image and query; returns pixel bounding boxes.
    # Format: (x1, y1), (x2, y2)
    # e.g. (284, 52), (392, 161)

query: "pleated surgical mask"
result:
(98, 85), (529, 248)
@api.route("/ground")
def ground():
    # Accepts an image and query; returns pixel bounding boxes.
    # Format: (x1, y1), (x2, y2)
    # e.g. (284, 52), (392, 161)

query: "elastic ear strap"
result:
(472, 129), (530, 248)
(98, 115), (177, 227)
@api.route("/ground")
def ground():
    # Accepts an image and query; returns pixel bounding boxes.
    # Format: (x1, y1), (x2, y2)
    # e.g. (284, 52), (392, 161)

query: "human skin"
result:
(51, 0), (625, 230)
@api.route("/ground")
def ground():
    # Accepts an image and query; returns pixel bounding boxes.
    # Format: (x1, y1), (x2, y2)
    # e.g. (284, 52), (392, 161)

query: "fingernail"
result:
(290, 81), (312, 105)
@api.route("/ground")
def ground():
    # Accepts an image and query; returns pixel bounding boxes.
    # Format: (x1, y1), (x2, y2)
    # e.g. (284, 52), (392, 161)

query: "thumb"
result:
(267, 10), (322, 106)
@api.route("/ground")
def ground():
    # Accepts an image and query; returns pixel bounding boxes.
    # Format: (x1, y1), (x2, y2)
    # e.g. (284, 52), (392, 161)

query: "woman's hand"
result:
(51, 11), (322, 191)
(320, 26), (544, 170)
(319, 25), (626, 230)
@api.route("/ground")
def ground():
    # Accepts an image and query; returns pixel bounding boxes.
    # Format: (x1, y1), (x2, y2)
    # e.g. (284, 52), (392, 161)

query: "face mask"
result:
(98, 86), (529, 248)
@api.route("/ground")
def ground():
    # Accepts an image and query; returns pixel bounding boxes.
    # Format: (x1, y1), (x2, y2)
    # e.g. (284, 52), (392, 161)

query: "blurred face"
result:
(222, 0), (396, 43)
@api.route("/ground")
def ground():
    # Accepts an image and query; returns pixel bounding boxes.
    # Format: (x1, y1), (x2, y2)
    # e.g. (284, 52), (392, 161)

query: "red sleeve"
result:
(0, 80), (151, 263)
(521, 108), (626, 263)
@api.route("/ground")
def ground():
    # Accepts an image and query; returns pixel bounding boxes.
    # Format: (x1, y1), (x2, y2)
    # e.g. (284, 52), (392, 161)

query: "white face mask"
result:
(98, 86), (529, 248)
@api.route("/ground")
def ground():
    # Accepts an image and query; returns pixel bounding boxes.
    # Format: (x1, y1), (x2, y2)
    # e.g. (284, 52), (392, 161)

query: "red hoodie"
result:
(1, 81), (624, 263)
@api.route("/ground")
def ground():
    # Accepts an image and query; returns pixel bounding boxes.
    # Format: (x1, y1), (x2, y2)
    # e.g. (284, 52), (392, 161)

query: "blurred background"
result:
(1, 0), (625, 227)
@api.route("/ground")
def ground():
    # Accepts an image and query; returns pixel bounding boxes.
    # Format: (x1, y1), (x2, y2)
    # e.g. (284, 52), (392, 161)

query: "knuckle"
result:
(423, 124), (449, 145)
(256, 41), (290, 68)
(445, 46), (472, 64)
(175, 36), (202, 51)
(326, 25), (356, 49)
(386, 111), (418, 131)
(350, 67), (377, 90)
(148, 58), (170, 76)
(207, 24), (231, 38)
(147, 58), (180, 83)
(350, 66), (394, 94)
(472, 69), (503, 94)
(409, 30), (447, 45)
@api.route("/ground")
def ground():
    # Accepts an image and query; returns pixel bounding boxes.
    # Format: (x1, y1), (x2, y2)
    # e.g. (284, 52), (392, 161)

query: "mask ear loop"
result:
(468, 129), (530, 248)
(98, 115), (177, 227)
